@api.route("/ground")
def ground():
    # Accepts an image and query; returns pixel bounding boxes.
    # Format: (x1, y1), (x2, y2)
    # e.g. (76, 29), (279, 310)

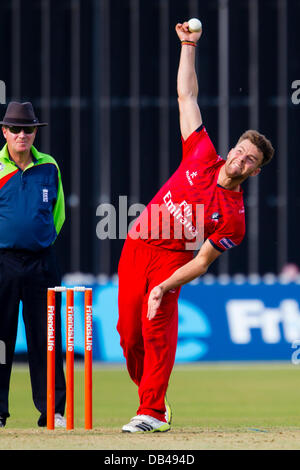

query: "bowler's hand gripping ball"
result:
(188, 18), (202, 33)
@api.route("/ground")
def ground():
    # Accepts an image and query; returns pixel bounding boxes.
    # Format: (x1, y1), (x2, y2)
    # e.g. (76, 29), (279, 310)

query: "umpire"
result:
(0, 102), (66, 427)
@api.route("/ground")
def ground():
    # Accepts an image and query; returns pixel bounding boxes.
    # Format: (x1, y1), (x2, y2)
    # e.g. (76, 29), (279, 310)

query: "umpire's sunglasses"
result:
(6, 126), (37, 134)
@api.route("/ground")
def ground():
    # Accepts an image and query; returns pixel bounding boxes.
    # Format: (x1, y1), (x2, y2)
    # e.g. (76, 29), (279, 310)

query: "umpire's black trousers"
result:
(0, 246), (66, 420)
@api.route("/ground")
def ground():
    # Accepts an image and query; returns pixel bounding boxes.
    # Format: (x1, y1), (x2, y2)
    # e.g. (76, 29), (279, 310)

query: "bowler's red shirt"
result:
(129, 125), (245, 252)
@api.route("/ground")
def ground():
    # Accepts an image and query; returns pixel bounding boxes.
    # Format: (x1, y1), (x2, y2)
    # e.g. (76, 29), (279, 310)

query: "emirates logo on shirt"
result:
(163, 191), (199, 237)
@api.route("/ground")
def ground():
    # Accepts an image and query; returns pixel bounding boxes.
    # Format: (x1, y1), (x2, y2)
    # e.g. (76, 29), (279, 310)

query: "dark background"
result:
(0, 0), (299, 277)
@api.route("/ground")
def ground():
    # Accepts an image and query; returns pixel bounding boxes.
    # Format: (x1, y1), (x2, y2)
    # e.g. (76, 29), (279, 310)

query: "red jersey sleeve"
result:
(181, 125), (221, 165)
(208, 216), (245, 252)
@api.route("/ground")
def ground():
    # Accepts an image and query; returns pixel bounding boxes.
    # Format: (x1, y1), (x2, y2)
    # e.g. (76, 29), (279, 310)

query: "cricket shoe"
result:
(37, 413), (47, 427)
(122, 415), (170, 433)
(0, 416), (6, 428)
(54, 413), (66, 428)
(165, 396), (172, 425)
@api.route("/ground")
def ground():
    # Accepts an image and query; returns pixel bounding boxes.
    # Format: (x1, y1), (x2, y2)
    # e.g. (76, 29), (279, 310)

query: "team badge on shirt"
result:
(186, 170), (198, 186)
(0, 163), (5, 171)
(211, 212), (222, 221)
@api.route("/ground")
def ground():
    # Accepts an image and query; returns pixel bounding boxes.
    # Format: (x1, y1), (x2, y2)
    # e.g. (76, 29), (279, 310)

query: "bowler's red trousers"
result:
(117, 237), (192, 421)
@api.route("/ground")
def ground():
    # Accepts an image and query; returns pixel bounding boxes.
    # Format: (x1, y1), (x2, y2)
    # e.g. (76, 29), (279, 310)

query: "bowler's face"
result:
(225, 139), (263, 179)
(2, 126), (37, 154)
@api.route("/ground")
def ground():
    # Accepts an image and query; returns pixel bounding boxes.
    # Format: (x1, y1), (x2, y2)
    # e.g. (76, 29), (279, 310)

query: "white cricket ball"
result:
(188, 18), (202, 33)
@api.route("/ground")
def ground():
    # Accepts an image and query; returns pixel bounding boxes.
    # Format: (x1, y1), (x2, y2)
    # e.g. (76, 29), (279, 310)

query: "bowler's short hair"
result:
(237, 130), (274, 167)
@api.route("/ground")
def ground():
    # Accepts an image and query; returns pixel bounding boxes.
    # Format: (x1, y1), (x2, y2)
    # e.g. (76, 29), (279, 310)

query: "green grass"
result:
(6, 362), (300, 431)
(168, 364), (300, 429)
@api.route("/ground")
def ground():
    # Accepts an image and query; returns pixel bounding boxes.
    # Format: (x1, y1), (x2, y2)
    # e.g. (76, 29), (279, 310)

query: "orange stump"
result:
(84, 288), (93, 430)
(66, 289), (74, 430)
(47, 289), (56, 430)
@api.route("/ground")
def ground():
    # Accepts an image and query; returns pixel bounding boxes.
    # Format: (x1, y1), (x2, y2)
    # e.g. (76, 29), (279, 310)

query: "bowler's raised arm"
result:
(176, 22), (203, 141)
